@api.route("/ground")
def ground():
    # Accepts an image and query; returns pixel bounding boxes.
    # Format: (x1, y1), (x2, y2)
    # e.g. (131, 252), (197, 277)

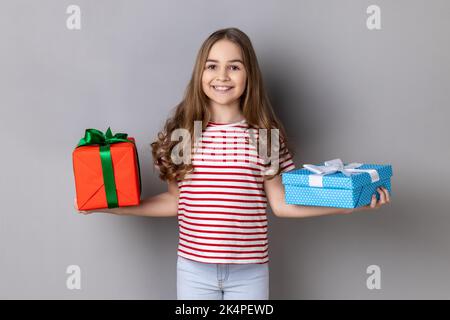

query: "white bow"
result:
(303, 158), (380, 187)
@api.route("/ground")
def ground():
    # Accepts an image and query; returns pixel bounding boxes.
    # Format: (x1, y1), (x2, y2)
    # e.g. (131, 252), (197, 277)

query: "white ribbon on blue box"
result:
(282, 158), (393, 208)
(303, 158), (380, 187)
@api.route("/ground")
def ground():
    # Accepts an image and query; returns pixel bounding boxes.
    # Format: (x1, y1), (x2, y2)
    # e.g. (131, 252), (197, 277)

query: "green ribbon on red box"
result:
(76, 127), (142, 208)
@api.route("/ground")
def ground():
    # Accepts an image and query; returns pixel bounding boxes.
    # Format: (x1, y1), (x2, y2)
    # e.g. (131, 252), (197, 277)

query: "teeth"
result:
(212, 86), (233, 91)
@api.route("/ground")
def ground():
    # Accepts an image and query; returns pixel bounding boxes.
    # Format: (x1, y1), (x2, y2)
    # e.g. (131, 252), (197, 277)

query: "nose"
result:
(216, 66), (230, 81)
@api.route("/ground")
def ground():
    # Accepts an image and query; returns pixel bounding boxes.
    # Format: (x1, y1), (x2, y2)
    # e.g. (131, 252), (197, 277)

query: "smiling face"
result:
(201, 39), (247, 109)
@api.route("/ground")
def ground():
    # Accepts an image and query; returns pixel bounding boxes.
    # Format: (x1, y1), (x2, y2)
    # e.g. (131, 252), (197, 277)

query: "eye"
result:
(229, 65), (240, 71)
(206, 64), (216, 70)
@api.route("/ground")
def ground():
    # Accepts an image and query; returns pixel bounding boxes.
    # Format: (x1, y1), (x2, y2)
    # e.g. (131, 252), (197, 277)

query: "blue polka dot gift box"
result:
(282, 158), (393, 208)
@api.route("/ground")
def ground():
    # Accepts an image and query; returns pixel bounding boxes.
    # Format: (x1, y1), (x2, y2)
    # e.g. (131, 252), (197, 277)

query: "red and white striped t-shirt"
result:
(176, 119), (295, 264)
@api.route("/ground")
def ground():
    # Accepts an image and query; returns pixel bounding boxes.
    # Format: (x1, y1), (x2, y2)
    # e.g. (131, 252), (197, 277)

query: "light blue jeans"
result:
(176, 255), (269, 300)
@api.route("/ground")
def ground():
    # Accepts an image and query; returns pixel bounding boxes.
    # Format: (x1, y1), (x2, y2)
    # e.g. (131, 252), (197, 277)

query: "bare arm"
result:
(75, 180), (179, 217)
(264, 175), (390, 218)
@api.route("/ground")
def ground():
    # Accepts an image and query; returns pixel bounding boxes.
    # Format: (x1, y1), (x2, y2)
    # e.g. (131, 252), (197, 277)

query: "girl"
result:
(75, 27), (390, 300)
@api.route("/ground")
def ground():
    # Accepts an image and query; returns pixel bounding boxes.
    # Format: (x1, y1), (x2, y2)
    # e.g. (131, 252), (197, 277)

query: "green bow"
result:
(76, 127), (142, 208)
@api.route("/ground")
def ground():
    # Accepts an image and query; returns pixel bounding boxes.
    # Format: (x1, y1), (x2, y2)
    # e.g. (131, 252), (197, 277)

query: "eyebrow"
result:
(206, 59), (244, 64)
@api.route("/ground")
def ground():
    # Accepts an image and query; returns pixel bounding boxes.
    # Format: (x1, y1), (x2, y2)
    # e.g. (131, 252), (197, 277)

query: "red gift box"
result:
(72, 128), (141, 210)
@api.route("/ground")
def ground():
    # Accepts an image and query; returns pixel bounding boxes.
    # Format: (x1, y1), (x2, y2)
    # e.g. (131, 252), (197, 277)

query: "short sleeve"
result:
(279, 141), (295, 174)
(260, 138), (296, 176)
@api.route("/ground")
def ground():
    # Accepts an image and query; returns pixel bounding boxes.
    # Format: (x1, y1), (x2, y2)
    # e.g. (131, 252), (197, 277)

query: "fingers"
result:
(355, 187), (391, 212)
(370, 193), (377, 209)
(378, 187), (386, 205)
(383, 187), (391, 203)
(371, 187), (391, 209)
(378, 187), (391, 204)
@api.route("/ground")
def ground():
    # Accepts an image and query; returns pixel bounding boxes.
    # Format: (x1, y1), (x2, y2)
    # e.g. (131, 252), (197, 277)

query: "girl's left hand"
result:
(344, 187), (391, 214)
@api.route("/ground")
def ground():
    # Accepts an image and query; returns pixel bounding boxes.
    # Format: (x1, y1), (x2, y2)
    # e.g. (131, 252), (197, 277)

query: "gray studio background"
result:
(1, 0), (449, 299)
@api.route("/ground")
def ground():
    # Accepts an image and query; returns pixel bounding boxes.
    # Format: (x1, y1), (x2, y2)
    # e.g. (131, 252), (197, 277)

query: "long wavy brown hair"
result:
(151, 27), (294, 182)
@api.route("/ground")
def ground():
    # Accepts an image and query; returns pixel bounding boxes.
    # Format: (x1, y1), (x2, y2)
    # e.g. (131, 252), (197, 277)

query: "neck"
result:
(208, 100), (244, 123)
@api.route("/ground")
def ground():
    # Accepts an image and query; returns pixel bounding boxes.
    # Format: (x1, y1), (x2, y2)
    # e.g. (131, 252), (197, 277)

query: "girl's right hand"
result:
(74, 197), (95, 215)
